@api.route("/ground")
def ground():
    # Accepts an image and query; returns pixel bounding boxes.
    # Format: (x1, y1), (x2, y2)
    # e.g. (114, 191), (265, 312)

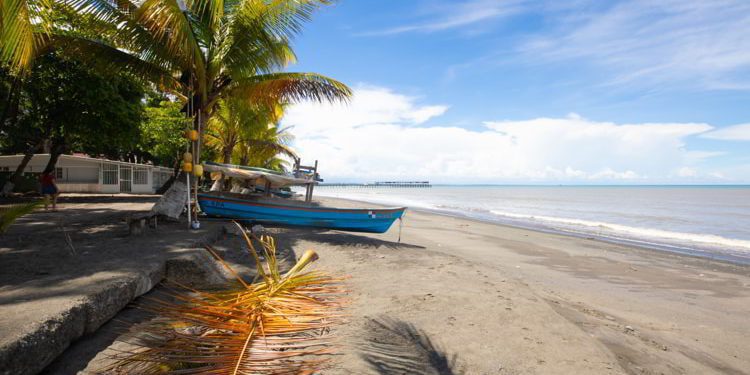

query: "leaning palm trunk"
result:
(109, 223), (347, 374)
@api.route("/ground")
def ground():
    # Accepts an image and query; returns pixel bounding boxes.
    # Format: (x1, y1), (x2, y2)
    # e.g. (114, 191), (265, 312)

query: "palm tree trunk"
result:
(222, 140), (236, 164)
(1, 141), (41, 195)
(156, 159), (181, 194)
(42, 142), (66, 174)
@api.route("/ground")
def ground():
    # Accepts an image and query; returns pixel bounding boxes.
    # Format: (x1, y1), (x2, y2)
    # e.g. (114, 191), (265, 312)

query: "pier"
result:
(318, 181), (431, 188)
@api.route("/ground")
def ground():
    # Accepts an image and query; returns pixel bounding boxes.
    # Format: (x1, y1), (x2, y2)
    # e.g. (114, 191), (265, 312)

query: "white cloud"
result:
(284, 85), (447, 136)
(520, 0), (750, 90)
(358, 0), (526, 36)
(676, 167), (698, 178)
(701, 124), (750, 141)
(283, 86), (723, 183)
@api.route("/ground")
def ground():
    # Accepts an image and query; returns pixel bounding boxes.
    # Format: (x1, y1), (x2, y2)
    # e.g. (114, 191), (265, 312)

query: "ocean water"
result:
(312, 185), (750, 264)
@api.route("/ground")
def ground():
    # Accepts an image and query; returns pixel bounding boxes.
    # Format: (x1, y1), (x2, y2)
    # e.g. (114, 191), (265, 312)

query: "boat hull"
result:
(198, 194), (405, 233)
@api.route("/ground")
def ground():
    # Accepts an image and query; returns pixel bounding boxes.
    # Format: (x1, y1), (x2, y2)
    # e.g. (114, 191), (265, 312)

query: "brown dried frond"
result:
(107, 222), (347, 374)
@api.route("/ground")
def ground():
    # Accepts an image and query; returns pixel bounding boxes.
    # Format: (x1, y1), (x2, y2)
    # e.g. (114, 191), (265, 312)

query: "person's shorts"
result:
(41, 185), (58, 195)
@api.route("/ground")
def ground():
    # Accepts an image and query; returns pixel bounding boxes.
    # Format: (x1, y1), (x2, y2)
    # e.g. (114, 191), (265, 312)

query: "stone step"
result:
(0, 224), (226, 375)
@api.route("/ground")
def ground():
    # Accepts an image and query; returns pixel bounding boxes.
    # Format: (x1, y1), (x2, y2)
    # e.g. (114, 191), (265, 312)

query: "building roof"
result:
(0, 154), (173, 171)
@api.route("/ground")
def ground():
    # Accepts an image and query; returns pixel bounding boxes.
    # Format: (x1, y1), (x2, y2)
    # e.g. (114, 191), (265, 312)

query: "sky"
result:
(281, 0), (750, 184)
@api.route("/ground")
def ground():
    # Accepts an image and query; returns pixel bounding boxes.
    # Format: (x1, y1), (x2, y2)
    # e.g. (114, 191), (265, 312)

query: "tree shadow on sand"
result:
(360, 317), (462, 375)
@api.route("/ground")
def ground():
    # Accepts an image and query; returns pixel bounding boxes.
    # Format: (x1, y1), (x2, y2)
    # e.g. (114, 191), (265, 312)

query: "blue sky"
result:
(281, 0), (750, 184)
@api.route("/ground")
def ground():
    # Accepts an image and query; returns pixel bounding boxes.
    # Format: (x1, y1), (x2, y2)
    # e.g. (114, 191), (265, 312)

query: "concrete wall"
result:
(57, 183), (100, 193)
(0, 154), (173, 194)
(65, 166), (98, 183)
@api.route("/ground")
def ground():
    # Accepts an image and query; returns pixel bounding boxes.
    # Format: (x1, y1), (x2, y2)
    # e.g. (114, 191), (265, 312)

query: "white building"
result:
(0, 154), (174, 194)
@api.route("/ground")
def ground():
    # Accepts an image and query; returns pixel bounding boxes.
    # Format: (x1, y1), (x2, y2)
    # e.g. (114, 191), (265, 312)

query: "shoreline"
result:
(317, 194), (750, 266)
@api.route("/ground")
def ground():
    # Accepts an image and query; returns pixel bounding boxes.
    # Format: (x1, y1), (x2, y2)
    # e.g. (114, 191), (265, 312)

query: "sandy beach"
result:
(5, 196), (747, 374)
(303, 197), (750, 374)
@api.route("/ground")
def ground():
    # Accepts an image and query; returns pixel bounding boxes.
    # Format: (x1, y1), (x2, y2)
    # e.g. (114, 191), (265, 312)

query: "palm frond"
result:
(230, 72), (351, 106)
(221, 28), (296, 80)
(0, 0), (51, 71)
(191, 0), (225, 32)
(49, 34), (180, 90)
(243, 138), (297, 160)
(108, 225), (347, 374)
(67, 0), (188, 74)
(136, 0), (207, 94)
(233, 0), (330, 42)
(0, 199), (44, 233)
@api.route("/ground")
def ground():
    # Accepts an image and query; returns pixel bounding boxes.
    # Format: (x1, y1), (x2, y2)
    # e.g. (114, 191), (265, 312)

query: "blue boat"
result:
(198, 162), (406, 233)
(198, 193), (406, 233)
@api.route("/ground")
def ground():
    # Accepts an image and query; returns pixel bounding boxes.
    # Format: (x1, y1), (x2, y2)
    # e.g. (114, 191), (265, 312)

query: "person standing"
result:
(39, 171), (59, 211)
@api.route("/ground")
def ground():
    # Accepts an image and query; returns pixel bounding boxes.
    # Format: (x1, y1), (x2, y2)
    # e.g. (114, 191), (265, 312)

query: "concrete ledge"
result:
(0, 225), (226, 375)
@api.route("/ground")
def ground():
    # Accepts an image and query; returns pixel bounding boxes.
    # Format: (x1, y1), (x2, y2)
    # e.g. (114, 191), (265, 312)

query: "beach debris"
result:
(58, 220), (76, 256)
(105, 221), (347, 374)
(150, 180), (188, 219)
(624, 325), (636, 334)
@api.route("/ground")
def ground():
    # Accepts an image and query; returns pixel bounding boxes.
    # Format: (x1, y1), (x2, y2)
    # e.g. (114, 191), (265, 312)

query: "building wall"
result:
(58, 183), (100, 193)
(0, 154), (173, 194)
(66, 166), (99, 183)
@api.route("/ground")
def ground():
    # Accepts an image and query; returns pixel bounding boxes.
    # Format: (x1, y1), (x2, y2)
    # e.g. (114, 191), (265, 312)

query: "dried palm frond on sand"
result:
(107, 222), (347, 374)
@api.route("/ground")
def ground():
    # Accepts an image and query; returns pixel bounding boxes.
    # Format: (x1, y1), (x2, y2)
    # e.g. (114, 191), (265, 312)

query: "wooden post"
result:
(307, 160), (317, 202)
(264, 180), (272, 197)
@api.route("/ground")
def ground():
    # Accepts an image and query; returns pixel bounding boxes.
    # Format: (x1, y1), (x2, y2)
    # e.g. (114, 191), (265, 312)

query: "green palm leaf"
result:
(229, 72), (351, 106)
(0, 200), (44, 233)
(0, 0), (51, 70)
(49, 34), (180, 90)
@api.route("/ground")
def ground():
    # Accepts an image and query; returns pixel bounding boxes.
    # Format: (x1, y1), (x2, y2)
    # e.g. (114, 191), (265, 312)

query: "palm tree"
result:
(205, 99), (247, 164)
(236, 123), (297, 170)
(2, 1), (345, 198)
(205, 98), (284, 165)
(206, 98), (297, 171)
(60, 0), (351, 157)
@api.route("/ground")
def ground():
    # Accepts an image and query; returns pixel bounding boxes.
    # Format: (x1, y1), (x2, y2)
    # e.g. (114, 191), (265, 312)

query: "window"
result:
(55, 167), (63, 179)
(0, 166), (8, 172)
(133, 167), (148, 185)
(103, 164), (118, 185)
